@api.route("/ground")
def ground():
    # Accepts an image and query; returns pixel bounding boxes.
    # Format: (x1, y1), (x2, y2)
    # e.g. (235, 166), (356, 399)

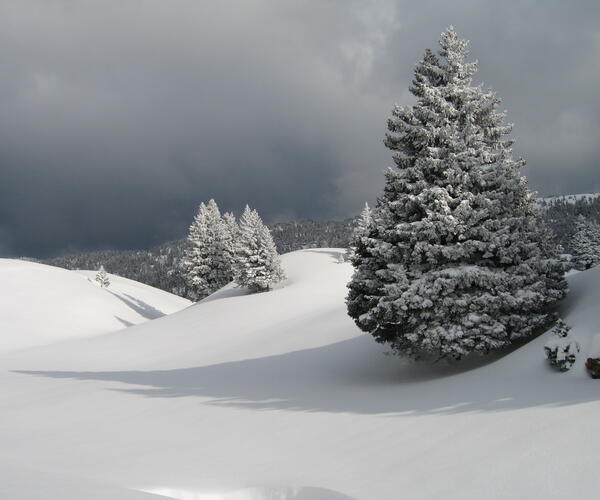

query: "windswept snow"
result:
(0, 259), (190, 352)
(1, 249), (599, 499)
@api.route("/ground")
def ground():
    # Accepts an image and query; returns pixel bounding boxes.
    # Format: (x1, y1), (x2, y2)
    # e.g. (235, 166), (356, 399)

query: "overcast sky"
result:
(0, 0), (599, 257)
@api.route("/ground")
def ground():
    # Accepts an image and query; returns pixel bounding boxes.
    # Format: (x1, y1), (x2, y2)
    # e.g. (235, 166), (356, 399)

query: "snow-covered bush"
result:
(571, 215), (600, 270)
(95, 265), (110, 288)
(346, 27), (567, 361)
(233, 205), (285, 293)
(544, 320), (579, 372)
(183, 200), (236, 300)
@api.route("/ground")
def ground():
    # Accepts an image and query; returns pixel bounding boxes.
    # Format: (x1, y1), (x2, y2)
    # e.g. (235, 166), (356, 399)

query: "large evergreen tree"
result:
(183, 199), (235, 300)
(347, 27), (567, 360)
(233, 205), (285, 293)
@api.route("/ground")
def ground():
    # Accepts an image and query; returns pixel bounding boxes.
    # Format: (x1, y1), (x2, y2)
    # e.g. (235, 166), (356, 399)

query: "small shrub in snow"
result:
(544, 320), (580, 372)
(585, 358), (600, 379)
(95, 265), (110, 288)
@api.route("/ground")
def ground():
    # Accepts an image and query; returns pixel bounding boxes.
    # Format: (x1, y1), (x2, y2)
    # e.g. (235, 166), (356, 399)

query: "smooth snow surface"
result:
(1, 249), (599, 499)
(0, 259), (190, 352)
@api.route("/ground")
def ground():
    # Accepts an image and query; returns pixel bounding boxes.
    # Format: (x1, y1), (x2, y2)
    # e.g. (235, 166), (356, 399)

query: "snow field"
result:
(1, 250), (599, 499)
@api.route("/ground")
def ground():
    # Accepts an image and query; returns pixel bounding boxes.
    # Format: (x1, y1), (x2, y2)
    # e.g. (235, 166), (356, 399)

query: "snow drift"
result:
(0, 259), (190, 352)
(0, 250), (599, 500)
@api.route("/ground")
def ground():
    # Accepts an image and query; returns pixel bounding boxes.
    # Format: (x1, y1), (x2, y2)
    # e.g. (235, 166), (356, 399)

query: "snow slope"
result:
(0, 259), (190, 352)
(1, 249), (599, 500)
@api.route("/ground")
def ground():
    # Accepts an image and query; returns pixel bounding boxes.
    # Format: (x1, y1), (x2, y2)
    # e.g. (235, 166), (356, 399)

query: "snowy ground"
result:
(0, 259), (190, 352)
(1, 250), (599, 499)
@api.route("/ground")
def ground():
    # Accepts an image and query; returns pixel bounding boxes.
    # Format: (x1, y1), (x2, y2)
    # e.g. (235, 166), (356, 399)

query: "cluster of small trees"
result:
(183, 199), (285, 300)
(346, 27), (567, 361)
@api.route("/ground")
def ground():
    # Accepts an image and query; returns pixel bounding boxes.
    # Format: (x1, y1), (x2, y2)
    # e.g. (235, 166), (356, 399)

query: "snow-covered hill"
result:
(0, 259), (190, 352)
(0, 250), (599, 500)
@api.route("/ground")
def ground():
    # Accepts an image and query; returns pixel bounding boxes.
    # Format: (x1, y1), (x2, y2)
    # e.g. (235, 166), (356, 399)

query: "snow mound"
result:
(0, 259), (190, 352)
(145, 485), (357, 500)
(1, 250), (600, 500)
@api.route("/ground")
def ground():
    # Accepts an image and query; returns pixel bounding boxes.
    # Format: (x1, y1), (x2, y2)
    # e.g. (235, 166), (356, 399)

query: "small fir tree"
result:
(95, 265), (110, 288)
(571, 215), (600, 271)
(347, 203), (373, 261)
(183, 199), (234, 300)
(544, 319), (579, 372)
(347, 27), (567, 360)
(233, 205), (285, 292)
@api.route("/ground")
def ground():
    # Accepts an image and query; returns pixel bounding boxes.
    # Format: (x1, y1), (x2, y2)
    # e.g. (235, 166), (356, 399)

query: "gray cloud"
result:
(0, 0), (598, 257)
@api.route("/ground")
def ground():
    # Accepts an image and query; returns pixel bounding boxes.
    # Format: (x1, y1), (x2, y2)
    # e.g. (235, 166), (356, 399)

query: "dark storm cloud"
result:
(0, 1), (598, 257)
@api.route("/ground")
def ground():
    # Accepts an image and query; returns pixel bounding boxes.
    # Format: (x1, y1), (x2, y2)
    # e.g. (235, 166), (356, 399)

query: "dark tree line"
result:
(28, 198), (598, 300)
(37, 218), (354, 298)
(537, 195), (600, 252)
(42, 241), (190, 297)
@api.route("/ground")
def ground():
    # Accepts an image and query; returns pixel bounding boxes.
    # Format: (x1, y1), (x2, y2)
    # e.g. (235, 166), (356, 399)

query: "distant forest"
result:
(537, 194), (600, 250)
(30, 195), (600, 299)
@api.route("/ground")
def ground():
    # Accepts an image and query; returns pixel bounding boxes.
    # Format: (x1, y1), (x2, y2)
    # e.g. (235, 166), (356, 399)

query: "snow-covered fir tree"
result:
(571, 215), (600, 270)
(233, 205), (285, 293)
(95, 265), (110, 288)
(183, 199), (235, 300)
(346, 27), (567, 360)
(222, 211), (239, 267)
(347, 203), (372, 261)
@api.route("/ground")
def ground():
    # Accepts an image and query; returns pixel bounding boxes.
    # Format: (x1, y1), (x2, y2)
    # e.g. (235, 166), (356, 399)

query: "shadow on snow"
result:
(14, 333), (596, 416)
(108, 291), (165, 320)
